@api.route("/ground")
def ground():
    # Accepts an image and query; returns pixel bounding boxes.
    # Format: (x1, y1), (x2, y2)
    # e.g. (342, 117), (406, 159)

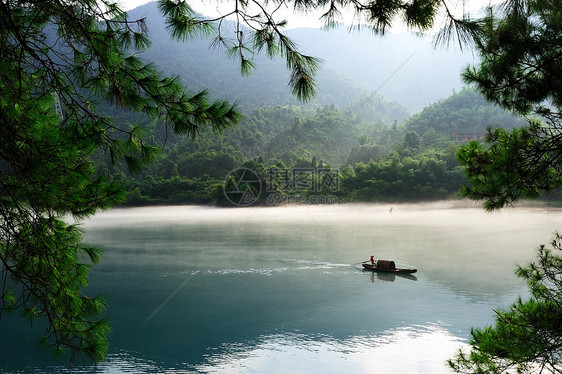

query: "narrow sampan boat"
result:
(362, 260), (417, 274)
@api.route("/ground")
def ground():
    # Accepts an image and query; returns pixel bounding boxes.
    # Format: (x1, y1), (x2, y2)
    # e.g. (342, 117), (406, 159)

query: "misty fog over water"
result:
(1, 202), (559, 373)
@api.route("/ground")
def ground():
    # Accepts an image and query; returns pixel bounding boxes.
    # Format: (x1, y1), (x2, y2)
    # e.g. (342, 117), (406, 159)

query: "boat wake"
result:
(200, 258), (353, 277)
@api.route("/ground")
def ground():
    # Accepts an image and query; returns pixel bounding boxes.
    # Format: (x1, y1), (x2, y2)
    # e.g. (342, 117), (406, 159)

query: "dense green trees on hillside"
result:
(404, 88), (526, 147)
(117, 87), (524, 206)
(341, 152), (464, 201)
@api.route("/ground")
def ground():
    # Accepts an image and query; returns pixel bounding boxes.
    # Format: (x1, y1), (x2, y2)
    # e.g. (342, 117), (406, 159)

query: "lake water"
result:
(1, 202), (561, 373)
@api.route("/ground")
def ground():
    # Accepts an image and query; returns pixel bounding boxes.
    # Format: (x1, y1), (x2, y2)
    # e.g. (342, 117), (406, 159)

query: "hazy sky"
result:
(118, 0), (493, 31)
(119, 0), (332, 29)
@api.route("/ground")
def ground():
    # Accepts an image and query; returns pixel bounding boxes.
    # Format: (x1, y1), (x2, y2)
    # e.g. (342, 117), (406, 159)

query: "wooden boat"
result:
(362, 260), (417, 274)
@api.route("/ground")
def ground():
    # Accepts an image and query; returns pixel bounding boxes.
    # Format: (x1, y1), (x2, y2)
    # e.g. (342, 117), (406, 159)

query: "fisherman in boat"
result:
(370, 255), (375, 266)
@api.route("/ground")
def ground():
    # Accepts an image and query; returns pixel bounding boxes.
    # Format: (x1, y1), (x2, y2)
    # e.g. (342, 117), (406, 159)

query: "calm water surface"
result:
(2, 202), (561, 373)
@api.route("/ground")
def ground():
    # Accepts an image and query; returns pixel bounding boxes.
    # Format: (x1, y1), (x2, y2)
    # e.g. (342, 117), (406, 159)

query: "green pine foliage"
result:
(0, 0), (239, 362)
(0, 90), (118, 362)
(449, 233), (562, 373)
(458, 0), (562, 209)
(449, 1), (562, 372)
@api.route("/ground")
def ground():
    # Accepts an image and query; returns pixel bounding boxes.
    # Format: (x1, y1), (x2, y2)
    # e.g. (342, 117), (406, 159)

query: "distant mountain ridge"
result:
(128, 2), (377, 114)
(286, 28), (475, 112)
(128, 2), (474, 114)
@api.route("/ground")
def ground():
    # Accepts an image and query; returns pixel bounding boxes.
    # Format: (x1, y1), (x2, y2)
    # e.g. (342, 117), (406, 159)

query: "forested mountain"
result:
(98, 3), (533, 206)
(109, 85), (528, 205)
(404, 88), (526, 136)
(129, 2), (372, 113)
(128, 1), (473, 113)
(345, 88), (525, 164)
